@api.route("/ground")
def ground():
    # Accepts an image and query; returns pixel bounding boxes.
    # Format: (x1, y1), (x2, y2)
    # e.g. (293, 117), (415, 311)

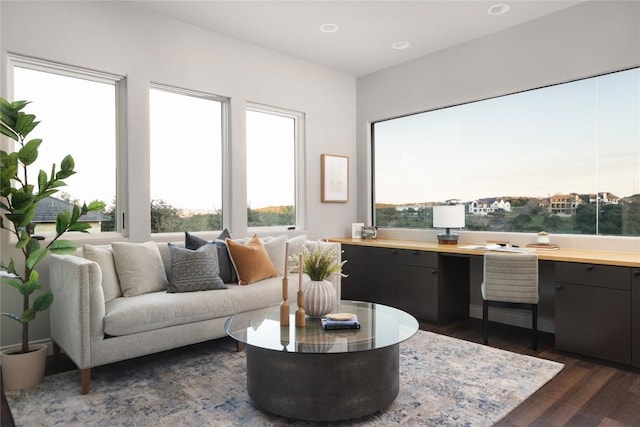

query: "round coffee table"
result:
(225, 300), (418, 421)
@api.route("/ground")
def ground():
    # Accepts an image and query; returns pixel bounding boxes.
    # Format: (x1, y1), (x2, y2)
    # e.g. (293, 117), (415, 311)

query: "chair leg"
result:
(482, 300), (489, 345)
(532, 305), (538, 351)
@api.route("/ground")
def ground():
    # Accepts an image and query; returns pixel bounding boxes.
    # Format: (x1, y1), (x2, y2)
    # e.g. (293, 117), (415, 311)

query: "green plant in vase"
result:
(0, 97), (105, 388)
(292, 244), (346, 318)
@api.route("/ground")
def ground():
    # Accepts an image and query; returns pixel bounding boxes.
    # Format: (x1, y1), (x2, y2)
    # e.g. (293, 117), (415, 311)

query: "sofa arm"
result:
(49, 254), (105, 369)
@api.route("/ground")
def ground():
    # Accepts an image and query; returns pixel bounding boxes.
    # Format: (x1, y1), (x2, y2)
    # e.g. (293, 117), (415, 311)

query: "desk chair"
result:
(481, 252), (539, 350)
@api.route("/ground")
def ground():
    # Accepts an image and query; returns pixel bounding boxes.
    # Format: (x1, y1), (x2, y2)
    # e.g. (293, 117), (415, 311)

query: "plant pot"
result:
(302, 279), (337, 318)
(1, 343), (47, 391)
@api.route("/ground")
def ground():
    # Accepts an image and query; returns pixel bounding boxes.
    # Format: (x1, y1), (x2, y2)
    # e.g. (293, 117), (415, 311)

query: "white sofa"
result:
(49, 238), (341, 394)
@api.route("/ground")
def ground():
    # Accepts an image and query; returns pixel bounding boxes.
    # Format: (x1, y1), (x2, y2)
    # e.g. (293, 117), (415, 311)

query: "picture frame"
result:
(321, 154), (348, 203)
(351, 223), (364, 238)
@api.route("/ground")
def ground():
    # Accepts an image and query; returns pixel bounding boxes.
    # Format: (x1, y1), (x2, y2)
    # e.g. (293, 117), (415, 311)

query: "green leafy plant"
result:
(293, 244), (347, 282)
(0, 98), (105, 354)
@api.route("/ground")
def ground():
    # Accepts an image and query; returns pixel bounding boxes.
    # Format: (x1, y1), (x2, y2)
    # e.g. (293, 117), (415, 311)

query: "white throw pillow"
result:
(261, 234), (288, 276)
(287, 234), (308, 258)
(112, 241), (168, 297)
(83, 244), (122, 302)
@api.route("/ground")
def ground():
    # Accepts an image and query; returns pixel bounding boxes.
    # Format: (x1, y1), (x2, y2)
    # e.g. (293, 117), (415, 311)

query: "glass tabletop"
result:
(224, 300), (419, 353)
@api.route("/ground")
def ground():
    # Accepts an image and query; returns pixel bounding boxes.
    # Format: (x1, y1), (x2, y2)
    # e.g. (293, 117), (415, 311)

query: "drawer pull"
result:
(556, 284), (563, 290)
(413, 251), (420, 255)
(586, 265), (594, 271)
(431, 269), (437, 275)
(391, 250), (397, 255)
(634, 270), (640, 277)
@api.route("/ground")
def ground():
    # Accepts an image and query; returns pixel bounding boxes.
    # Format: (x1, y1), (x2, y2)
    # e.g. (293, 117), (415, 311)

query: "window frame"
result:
(7, 54), (127, 234)
(148, 82), (230, 234)
(246, 102), (306, 230)
(370, 66), (640, 237)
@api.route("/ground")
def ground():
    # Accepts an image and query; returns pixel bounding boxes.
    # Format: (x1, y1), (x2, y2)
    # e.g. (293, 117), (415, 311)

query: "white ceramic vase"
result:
(1, 343), (47, 390)
(302, 279), (337, 318)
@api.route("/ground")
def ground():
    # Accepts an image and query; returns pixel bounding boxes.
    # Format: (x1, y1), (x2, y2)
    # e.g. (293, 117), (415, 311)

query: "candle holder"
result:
(280, 324), (290, 352)
(280, 277), (290, 326)
(295, 290), (306, 328)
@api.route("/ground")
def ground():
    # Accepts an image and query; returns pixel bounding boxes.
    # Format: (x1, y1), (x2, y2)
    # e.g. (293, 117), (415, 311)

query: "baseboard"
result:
(469, 304), (555, 334)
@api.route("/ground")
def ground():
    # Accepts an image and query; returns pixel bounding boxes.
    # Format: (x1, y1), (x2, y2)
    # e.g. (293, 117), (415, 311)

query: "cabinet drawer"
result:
(398, 249), (437, 268)
(554, 262), (630, 290)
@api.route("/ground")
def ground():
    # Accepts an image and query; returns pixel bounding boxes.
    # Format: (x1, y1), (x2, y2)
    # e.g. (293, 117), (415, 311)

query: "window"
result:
(246, 104), (305, 228)
(372, 67), (640, 236)
(10, 55), (123, 234)
(149, 85), (227, 233)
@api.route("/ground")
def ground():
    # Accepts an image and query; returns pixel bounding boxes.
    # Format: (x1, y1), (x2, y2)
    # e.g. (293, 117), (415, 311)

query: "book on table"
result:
(322, 313), (360, 330)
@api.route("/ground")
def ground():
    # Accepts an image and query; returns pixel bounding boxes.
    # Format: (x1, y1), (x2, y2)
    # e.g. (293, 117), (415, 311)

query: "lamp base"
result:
(437, 232), (459, 245)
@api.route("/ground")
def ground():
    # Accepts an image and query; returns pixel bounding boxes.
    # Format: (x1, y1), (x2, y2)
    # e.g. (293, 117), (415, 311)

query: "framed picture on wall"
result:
(321, 154), (348, 203)
(351, 223), (364, 238)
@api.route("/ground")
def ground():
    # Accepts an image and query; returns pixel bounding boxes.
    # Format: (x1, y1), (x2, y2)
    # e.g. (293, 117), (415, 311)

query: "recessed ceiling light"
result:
(320, 23), (339, 33)
(488, 4), (510, 15)
(392, 41), (410, 50)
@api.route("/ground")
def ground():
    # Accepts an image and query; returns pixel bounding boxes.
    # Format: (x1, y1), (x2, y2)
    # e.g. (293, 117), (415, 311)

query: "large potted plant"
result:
(0, 97), (105, 390)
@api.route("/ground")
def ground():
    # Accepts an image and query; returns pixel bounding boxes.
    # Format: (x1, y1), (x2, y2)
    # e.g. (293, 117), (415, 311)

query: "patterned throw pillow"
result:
(167, 243), (227, 293)
(185, 229), (237, 283)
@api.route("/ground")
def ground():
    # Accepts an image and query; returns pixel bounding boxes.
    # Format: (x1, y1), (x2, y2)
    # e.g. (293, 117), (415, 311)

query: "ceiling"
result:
(129, 0), (584, 77)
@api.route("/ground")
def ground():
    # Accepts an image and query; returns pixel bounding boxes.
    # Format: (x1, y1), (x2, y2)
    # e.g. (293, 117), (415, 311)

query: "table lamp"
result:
(433, 205), (465, 244)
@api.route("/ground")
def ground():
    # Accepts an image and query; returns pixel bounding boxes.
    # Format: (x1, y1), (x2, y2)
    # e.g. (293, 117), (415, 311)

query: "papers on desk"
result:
(459, 244), (531, 253)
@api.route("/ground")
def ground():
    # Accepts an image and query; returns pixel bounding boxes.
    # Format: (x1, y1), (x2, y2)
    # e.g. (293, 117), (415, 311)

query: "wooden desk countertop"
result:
(327, 237), (640, 268)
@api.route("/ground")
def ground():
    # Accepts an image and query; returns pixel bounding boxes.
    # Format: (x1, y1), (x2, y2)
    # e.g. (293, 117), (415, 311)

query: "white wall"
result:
(356, 1), (640, 252)
(0, 1), (357, 348)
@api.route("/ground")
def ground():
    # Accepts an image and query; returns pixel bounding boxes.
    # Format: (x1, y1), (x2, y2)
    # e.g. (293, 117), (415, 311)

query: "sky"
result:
(13, 68), (294, 212)
(374, 67), (640, 205)
(12, 66), (640, 211)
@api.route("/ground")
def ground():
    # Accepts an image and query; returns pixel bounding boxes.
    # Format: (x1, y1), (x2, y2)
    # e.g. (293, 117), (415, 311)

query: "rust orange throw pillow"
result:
(226, 235), (279, 285)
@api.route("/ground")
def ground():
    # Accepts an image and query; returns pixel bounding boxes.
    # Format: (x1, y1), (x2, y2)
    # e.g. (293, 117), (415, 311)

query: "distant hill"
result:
(251, 205), (292, 213)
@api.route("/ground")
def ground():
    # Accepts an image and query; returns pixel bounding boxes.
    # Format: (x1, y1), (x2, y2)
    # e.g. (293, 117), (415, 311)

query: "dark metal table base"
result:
(246, 344), (399, 421)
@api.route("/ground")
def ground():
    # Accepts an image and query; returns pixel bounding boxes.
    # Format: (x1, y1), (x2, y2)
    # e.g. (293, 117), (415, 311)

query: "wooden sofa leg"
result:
(81, 368), (91, 395)
(236, 341), (244, 352)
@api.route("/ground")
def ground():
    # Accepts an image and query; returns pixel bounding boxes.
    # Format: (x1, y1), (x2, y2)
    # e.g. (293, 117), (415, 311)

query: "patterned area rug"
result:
(5, 331), (563, 426)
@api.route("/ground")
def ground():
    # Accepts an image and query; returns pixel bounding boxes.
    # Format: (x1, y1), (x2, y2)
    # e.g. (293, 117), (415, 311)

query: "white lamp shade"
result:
(433, 205), (465, 229)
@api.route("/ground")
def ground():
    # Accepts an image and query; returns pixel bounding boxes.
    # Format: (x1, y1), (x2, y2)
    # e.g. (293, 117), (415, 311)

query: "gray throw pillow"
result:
(185, 229), (237, 283)
(167, 243), (227, 293)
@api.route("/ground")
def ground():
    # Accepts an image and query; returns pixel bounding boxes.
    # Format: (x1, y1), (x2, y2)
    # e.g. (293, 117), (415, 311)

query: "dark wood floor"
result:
(2, 318), (639, 426)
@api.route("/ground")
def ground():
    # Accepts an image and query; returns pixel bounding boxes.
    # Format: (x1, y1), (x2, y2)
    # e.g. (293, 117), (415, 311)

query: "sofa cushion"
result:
(104, 276), (298, 336)
(167, 243), (227, 293)
(83, 244), (121, 302)
(112, 241), (168, 297)
(185, 229), (237, 283)
(226, 235), (279, 285)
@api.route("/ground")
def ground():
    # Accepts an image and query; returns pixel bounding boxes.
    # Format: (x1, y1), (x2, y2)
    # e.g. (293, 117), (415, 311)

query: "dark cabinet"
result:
(341, 245), (397, 305)
(340, 244), (356, 299)
(341, 245), (469, 323)
(555, 262), (632, 365)
(353, 246), (398, 307)
(397, 250), (439, 322)
(633, 269), (640, 368)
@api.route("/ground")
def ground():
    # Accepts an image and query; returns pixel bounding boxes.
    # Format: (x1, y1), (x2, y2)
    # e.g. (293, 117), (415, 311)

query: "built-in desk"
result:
(328, 237), (640, 367)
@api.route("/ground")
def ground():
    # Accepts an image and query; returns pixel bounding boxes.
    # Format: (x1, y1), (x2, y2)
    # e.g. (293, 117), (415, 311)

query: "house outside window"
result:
(372, 67), (640, 237)
(10, 55), (123, 233)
